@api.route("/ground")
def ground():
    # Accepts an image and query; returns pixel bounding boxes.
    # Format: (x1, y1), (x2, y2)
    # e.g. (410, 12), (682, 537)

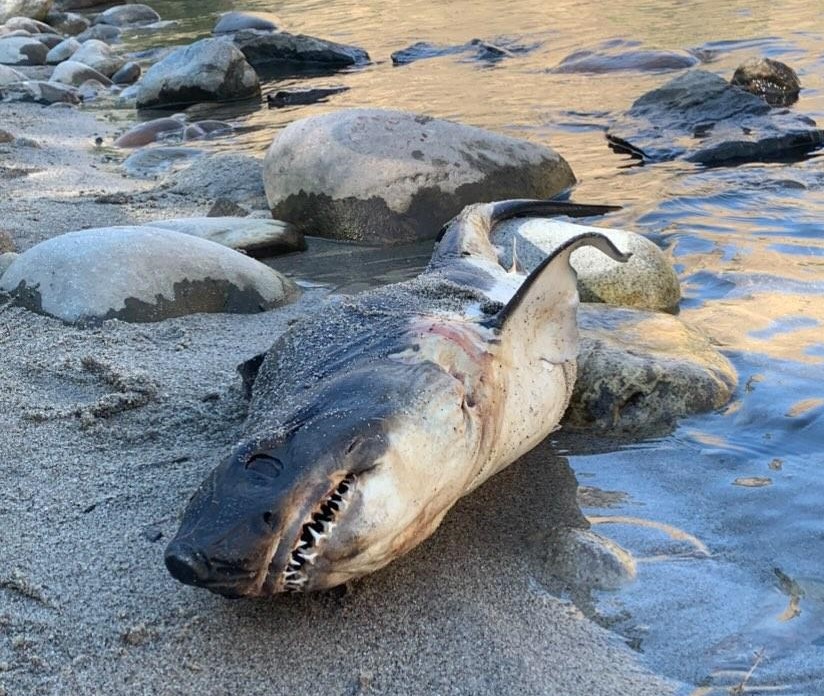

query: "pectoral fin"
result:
(486, 233), (630, 363)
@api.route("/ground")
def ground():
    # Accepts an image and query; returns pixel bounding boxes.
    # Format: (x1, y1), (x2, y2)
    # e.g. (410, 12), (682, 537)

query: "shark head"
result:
(165, 361), (484, 596)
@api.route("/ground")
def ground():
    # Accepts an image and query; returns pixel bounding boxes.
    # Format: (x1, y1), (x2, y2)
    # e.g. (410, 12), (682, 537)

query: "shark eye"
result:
(244, 453), (283, 479)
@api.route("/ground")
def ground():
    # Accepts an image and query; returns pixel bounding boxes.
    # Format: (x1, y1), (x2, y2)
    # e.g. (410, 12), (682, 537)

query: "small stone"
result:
(0, 129), (13, 143)
(207, 197), (247, 217)
(731, 57), (800, 107)
(94, 3), (159, 27)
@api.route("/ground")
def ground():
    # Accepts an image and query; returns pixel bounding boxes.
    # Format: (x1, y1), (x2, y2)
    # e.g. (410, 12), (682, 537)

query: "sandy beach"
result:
(0, 104), (681, 694)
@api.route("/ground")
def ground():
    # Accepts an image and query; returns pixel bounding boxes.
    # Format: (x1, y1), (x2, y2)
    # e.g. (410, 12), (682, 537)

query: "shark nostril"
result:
(262, 511), (275, 527)
(164, 542), (211, 586)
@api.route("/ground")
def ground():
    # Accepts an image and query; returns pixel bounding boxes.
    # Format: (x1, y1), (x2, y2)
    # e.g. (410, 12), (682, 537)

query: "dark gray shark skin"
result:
(165, 199), (627, 597)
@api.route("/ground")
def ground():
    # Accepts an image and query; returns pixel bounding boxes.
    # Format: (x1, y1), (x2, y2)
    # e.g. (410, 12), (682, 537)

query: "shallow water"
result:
(115, 1), (824, 691)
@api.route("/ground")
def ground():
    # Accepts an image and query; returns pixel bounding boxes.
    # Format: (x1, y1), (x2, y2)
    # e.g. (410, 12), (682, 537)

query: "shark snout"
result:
(164, 541), (211, 586)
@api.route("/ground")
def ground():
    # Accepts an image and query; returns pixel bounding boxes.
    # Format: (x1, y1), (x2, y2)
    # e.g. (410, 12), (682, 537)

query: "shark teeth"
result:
(280, 474), (357, 593)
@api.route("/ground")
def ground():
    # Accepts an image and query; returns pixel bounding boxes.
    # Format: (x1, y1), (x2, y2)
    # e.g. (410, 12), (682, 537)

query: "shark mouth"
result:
(281, 474), (357, 592)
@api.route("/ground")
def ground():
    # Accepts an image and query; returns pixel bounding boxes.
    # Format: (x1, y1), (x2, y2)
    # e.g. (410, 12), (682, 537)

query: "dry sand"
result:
(0, 104), (680, 694)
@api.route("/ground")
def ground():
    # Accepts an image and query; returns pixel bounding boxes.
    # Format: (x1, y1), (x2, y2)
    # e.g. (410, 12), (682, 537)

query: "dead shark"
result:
(165, 199), (629, 596)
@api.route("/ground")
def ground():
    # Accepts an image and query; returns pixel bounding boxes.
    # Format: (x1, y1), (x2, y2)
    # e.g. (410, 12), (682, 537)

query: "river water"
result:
(116, 1), (824, 692)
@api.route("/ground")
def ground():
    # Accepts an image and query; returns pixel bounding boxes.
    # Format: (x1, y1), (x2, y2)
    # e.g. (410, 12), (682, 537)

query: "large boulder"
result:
(0, 226), (298, 323)
(0, 0), (52, 23)
(565, 304), (737, 435)
(228, 29), (369, 71)
(135, 38), (259, 109)
(493, 218), (680, 312)
(141, 217), (305, 257)
(607, 70), (824, 164)
(0, 35), (47, 64)
(263, 108), (577, 244)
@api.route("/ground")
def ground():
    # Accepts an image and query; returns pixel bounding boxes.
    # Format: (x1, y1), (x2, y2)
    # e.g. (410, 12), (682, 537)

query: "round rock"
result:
(0, 226), (299, 323)
(0, 35), (47, 64)
(44, 9), (89, 34)
(263, 108), (576, 244)
(45, 35), (79, 63)
(0, 0), (52, 23)
(135, 37), (259, 109)
(494, 218), (681, 312)
(49, 58), (111, 86)
(731, 57), (801, 107)
(565, 304), (738, 435)
(69, 37), (122, 76)
(94, 3), (159, 27)
(142, 217), (305, 257)
(0, 61), (24, 84)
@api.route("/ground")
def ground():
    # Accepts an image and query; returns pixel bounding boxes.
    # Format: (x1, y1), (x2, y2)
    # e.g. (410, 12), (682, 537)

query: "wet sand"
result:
(0, 105), (679, 694)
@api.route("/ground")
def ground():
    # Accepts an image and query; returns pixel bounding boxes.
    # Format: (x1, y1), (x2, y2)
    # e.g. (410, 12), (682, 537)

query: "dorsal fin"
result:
(430, 199), (621, 270)
(485, 233), (631, 363)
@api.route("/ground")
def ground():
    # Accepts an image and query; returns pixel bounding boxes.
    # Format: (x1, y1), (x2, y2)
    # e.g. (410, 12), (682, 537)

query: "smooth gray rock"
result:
(50, 58), (111, 86)
(163, 152), (267, 207)
(552, 43), (698, 73)
(69, 38), (122, 76)
(494, 218), (681, 312)
(0, 226), (298, 323)
(114, 116), (184, 147)
(135, 38), (259, 108)
(229, 29), (369, 71)
(32, 31), (60, 47)
(0, 78), (78, 103)
(0, 61), (24, 84)
(390, 38), (532, 67)
(44, 9), (88, 34)
(111, 59), (138, 84)
(94, 3), (159, 27)
(213, 11), (278, 34)
(45, 35), (79, 63)
(565, 303), (738, 435)
(142, 217), (305, 257)
(75, 22), (118, 42)
(607, 70), (824, 164)
(0, 0), (52, 23)
(0, 35), (47, 64)
(263, 108), (576, 244)
(731, 57), (800, 107)
(4, 15), (55, 32)
(0, 251), (18, 276)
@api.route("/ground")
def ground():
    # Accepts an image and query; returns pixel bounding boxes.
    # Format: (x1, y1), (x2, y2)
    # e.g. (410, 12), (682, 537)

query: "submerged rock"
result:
(494, 218), (680, 312)
(731, 57), (800, 107)
(391, 37), (530, 66)
(607, 70), (824, 164)
(266, 85), (348, 108)
(566, 304), (737, 435)
(0, 78), (78, 103)
(135, 38), (260, 108)
(263, 108), (576, 244)
(94, 3), (159, 27)
(0, 226), (298, 323)
(552, 41), (698, 73)
(114, 116), (185, 147)
(122, 146), (202, 178)
(0, 35), (47, 64)
(142, 217), (305, 257)
(213, 11), (279, 34)
(0, 0), (52, 23)
(228, 29), (369, 72)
